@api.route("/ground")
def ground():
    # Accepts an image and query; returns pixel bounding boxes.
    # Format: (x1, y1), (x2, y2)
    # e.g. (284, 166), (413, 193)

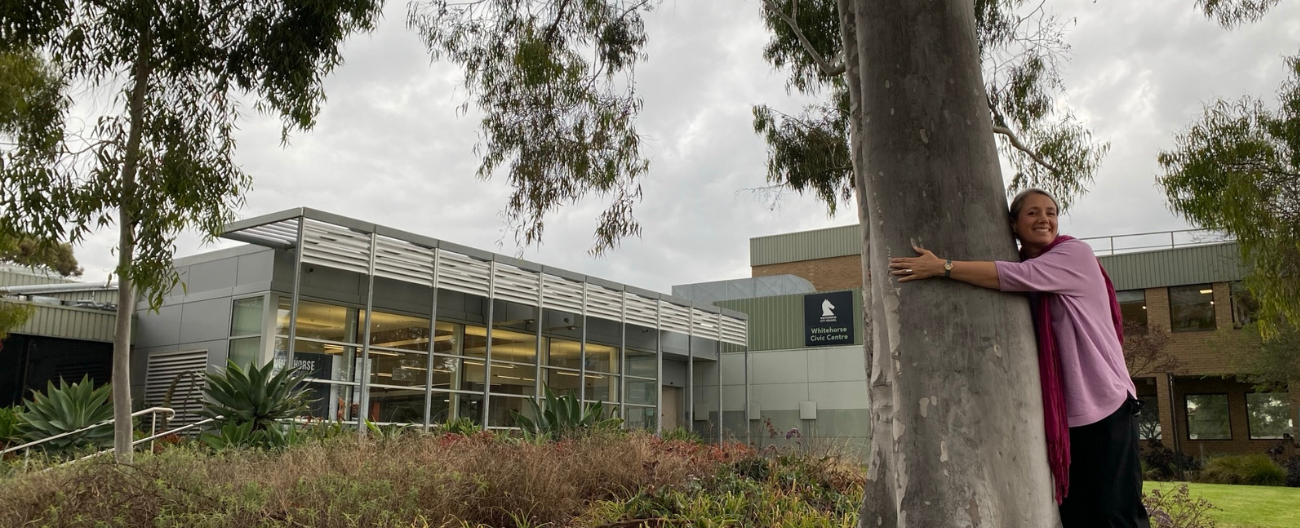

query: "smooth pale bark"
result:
(848, 1), (1060, 526)
(112, 28), (152, 465)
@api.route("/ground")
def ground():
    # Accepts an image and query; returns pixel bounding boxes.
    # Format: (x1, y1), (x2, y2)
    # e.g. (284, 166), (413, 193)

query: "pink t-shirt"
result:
(994, 239), (1136, 427)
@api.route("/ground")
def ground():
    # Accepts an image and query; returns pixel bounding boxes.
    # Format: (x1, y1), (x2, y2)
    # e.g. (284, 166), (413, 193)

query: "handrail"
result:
(1077, 228), (1233, 256)
(64, 417), (217, 466)
(0, 407), (176, 457)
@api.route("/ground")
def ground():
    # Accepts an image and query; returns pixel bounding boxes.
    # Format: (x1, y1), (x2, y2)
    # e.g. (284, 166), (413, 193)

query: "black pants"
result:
(1059, 397), (1151, 528)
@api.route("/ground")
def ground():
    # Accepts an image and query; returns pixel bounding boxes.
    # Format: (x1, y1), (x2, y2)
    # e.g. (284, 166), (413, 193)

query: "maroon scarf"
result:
(1025, 235), (1124, 504)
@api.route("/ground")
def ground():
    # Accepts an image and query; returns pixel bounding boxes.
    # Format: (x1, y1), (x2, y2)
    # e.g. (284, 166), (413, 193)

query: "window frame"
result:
(228, 294), (271, 369)
(1168, 284), (1218, 333)
(1184, 392), (1232, 440)
(1245, 391), (1294, 440)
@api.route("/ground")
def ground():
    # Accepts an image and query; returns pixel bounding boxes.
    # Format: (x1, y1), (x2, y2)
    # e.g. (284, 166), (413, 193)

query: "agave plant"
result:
(18, 375), (115, 452)
(201, 360), (311, 431)
(513, 388), (623, 440)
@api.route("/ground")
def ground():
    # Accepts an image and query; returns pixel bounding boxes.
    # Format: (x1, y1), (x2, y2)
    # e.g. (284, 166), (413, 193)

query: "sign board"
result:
(804, 291), (855, 347)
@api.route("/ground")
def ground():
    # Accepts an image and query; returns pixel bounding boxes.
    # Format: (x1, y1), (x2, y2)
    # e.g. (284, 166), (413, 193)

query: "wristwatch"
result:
(943, 259), (953, 278)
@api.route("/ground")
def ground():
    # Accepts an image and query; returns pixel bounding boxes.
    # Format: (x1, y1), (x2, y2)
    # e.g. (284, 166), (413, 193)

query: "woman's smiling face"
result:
(1012, 192), (1059, 251)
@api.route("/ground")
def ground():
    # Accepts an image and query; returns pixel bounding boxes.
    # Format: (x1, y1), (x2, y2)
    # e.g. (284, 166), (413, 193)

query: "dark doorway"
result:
(0, 334), (113, 407)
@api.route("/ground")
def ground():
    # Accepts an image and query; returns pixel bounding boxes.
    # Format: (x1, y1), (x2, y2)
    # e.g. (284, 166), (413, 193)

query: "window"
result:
(1185, 394), (1231, 440)
(228, 297), (264, 368)
(1247, 393), (1293, 440)
(1137, 395), (1161, 440)
(1231, 282), (1259, 329)
(1117, 290), (1148, 329)
(1169, 285), (1216, 332)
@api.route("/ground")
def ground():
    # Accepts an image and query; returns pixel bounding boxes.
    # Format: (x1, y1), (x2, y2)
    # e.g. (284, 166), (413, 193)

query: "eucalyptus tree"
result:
(405, 0), (1287, 525)
(0, 0), (382, 463)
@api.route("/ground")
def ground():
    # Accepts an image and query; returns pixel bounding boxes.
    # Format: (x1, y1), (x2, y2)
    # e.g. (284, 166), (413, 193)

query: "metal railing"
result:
(1078, 229), (1233, 256)
(0, 407), (214, 469)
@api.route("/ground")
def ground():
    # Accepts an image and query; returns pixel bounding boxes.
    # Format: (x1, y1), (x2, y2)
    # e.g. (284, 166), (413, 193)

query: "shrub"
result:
(0, 431), (761, 527)
(660, 426), (702, 443)
(1200, 454), (1287, 486)
(436, 417), (479, 436)
(512, 388), (622, 440)
(17, 375), (114, 452)
(1281, 455), (1300, 487)
(201, 360), (311, 432)
(1143, 484), (1217, 528)
(1143, 439), (1201, 480)
(0, 406), (23, 448)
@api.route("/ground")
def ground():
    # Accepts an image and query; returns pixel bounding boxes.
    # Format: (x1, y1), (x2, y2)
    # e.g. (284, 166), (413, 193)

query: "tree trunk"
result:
(112, 24), (152, 465)
(849, 1), (1060, 526)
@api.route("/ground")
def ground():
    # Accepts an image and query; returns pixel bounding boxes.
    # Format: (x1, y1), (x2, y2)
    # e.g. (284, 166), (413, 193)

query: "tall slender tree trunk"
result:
(112, 25), (152, 465)
(848, 1), (1060, 525)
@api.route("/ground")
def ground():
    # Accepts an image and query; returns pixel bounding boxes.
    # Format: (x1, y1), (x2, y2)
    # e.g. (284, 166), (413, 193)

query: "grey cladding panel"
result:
(184, 258), (239, 294)
(135, 304), (183, 348)
(236, 249), (275, 286)
(179, 298), (233, 344)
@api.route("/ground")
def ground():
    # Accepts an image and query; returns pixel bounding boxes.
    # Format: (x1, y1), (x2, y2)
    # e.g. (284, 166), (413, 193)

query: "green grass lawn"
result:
(1144, 482), (1300, 528)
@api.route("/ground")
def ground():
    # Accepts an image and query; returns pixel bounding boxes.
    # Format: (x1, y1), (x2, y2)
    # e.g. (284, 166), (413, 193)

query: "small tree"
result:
(0, 0), (382, 464)
(1123, 321), (1178, 377)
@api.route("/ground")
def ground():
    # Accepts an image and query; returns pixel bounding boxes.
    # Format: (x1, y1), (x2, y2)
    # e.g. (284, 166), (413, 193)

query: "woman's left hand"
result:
(889, 245), (945, 282)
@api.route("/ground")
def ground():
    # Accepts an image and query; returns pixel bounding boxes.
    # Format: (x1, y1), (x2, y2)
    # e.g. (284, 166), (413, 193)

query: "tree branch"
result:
(762, 0), (845, 77)
(992, 124), (1061, 175)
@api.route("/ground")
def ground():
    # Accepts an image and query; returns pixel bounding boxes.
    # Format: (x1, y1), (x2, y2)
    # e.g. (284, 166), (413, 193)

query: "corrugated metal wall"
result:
(1099, 242), (1246, 290)
(750, 224), (862, 266)
(33, 290), (119, 304)
(8, 302), (116, 342)
(717, 289), (863, 351)
(0, 268), (75, 288)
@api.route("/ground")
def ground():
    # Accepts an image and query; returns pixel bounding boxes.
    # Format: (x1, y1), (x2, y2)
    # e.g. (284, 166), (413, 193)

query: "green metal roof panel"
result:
(717, 289), (863, 351)
(750, 224), (863, 266)
(0, 268), (75, 288)
(9, 302), (117, 342)
(1097, 242), (1246, 291)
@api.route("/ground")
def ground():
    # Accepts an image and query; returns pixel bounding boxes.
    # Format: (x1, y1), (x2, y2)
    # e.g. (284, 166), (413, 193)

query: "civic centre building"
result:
(1, 209), (1294, 459)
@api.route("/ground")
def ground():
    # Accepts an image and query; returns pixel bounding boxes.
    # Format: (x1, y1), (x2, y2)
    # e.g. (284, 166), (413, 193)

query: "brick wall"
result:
(751, 255), (863, 293)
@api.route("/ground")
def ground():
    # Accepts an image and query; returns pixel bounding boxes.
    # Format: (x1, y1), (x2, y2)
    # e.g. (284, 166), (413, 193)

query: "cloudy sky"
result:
(69, 0), (1300, 294)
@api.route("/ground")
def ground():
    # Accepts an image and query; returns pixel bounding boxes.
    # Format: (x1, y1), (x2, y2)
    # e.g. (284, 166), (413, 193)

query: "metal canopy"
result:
(221, 207), (749, 345)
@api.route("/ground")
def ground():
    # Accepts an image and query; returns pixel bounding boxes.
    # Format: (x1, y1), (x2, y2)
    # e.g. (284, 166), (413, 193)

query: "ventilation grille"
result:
(143, 349), (209, 431)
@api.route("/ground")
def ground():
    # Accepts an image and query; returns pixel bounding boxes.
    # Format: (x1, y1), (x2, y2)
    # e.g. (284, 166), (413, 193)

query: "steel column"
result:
(356, 232), (378, 437)
(423, 249), (441, 431)
(482, 261), (497, 427)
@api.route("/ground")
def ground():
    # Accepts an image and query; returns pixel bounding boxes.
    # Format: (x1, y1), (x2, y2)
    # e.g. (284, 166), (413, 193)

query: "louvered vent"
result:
(493, 263), (540, 306)
(143, 349), (209, 430)
(374, 235), (434, 286)
(301, 219), (370, 274)
(585, 285), (622, 320)
(436, 250), (490, 296)
(542, 274), (584, 313)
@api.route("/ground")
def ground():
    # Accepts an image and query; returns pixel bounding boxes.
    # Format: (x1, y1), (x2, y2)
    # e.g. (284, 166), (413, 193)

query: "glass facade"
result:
(248, 293), (734, 431)
(220, 211), (747, 437)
